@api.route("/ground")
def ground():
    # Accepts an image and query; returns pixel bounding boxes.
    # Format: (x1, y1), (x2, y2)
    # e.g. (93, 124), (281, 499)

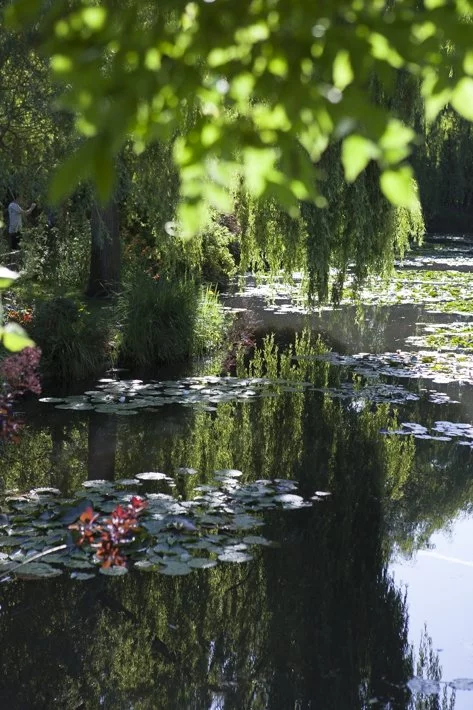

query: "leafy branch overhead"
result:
(6, 0), (473, 231)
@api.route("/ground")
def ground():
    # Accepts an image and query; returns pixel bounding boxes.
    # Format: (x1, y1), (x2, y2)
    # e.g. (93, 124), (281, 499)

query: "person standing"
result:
(8, 194), (36, 250)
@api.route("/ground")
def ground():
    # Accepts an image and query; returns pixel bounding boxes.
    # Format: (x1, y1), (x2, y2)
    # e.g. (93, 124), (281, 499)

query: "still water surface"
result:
(1, 241), (473, 709)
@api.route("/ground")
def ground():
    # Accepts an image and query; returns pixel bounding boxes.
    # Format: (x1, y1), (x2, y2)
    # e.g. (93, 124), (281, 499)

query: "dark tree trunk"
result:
(87, 415), (118, 481)
(86, 198), (120, 297)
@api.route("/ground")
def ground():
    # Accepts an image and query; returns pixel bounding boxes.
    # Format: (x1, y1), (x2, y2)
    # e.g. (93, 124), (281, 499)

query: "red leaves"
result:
(68, 497), (148, 568)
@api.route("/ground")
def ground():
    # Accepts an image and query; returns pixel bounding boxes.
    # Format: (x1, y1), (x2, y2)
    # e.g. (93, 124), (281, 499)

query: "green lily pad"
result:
(218, 549), (253, 563)
(70, 571), (96, 581)
(214, 469), (243, 478)
(136, 472), (170, 481)
(188, 557), (218, 569)
(99, 565), (128, 576)
(15, 562), (63, 579)
(176, 467), (198, 476)
(134, 560), (160, 571)
(242, 535), (271, 546)
(55, 402), (95, 411)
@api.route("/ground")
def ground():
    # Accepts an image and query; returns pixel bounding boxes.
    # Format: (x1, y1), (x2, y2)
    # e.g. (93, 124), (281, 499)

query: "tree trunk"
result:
(86, 198), (120, 297)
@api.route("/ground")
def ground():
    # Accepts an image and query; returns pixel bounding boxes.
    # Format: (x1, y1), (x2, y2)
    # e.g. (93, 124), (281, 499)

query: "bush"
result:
(115, 272), (226, 367)
(30, 297), (112, 381)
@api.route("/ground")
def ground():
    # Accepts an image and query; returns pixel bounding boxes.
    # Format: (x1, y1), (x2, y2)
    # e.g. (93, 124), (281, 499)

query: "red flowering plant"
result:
(0, 346), (42, 443)
(5, 307), (34, 326)
(69, 496), (148, 569)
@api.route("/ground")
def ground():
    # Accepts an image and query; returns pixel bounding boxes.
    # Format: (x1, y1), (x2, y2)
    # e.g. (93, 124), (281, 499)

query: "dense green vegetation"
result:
(0, 0), (472, 349)
(2, 0), (473, 376)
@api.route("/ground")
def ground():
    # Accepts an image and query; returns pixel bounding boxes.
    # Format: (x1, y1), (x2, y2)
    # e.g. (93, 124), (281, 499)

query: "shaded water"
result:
(2, 241), (473, 709)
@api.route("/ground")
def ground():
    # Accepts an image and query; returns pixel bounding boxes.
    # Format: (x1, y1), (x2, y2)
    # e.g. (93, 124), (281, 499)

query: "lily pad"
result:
(70, 572), (96, 581)
(99, 566), (128, 576)
(187, 557), (218, 569)
(15, 562), (63, 579)
(135, 472), (170, 482)
(218, 549), (253, 563)
(176, 467), (198, 476)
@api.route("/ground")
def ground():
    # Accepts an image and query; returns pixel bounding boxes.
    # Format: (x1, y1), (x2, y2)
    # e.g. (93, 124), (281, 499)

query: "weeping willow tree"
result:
(415, 107), (473, 232)
(237, 147), (424, 302)
(5, 0), (473, 300)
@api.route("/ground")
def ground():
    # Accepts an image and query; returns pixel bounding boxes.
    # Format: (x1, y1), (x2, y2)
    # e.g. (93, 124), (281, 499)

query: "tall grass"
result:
(31, 297), (112, 381)
(115, 272), (226, 367)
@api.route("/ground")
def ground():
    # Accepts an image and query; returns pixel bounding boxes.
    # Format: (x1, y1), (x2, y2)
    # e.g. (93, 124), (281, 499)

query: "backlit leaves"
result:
(6, 0), (473, 231)
(380, 166), (419, 209)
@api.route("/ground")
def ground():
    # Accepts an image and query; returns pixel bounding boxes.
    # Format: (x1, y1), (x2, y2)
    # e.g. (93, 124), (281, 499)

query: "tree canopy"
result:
(6, 0), (473, 234)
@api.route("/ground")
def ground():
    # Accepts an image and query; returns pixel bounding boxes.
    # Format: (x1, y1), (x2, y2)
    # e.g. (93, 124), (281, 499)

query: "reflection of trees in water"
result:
(410, 627), (456, 710)
(0, 333), (468, 707)
(0, 398), (416, 707)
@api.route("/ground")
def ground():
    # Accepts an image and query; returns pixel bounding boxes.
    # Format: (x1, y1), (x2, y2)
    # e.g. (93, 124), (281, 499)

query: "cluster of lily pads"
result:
(39, 368), (460, 416)
(40, 376), (316, 415)
(381, 419), (473, 446)
(0, 470), (329, 581)
(300, 350), (469, 392)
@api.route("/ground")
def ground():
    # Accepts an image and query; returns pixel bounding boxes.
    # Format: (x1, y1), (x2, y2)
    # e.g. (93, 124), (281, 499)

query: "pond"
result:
(2, 238), (473, 709)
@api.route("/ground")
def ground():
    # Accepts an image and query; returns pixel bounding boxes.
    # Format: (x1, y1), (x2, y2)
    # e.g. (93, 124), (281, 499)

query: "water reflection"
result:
(1, 332), (470, 708)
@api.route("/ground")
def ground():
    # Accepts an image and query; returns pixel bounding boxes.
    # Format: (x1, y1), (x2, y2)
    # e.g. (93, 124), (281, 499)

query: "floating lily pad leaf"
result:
(136, 472), (170, 481)
(214, 469), (243, 478)
(30, 487), (62, 496)
(448, 678), (473, 691)
(188, 557), (217, 569)
(42, 553), (68, 564)
(232, 514), (264, 529)
(313, 491), (332, 498)
(142, 520), (167, 535)
(176, 467), (198, 476)
(0, 536), (27, 547)
(55, 402), (95, 411)
(242, 535), (271, 546)
(116, 479), (142, 487)
(70, 572), (95, 581)
(134, 560), (160, 571)
(0, 552), (8, 562)
(0, 514), (9, 527)
(63, 558), (94, 569)
(82, 480), (114, 489)
(407, 677), (440, 695)
(274, 494), (311, 509)
(99, 565), (128, 576)
(15, 563), (63, 579)
(60, 500), (94, 524)
(39, 397), (66, 404)
(218, 549), (253, 563)
(159, 562), (192, 576)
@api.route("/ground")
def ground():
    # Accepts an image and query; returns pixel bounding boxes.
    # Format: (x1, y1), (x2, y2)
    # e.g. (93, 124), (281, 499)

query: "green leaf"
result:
(0, 267), (19, 289)
(1, 322), (34, 351)
(99, 565), (128, 576)
(380, 166), (419, 210)
(15, 562), (62, 579)
(342, 135), (379, 182)
(333, 50), (354, 91)
(49, 140), (99, 204)
(451, 78), (473, 121)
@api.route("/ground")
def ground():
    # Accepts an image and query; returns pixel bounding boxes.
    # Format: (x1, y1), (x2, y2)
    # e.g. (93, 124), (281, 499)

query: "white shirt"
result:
(8, 201), (25, 233)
